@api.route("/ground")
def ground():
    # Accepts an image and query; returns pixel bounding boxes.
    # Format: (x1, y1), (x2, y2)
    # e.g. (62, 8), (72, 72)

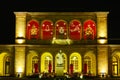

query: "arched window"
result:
(83, 20), (96, 40)
(55, 20), (67, 39)
(70, 52), (82, 73)
(69, 20), (82, 40)
(41, 20), (54, 40)
(71, 56), (78, 72)
(26, 20), (40, 39)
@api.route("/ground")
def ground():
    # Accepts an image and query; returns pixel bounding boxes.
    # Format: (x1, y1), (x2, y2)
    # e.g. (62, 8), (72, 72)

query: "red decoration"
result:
(48, 61), (52, 73)
(42, 20), (53, 40)
(56, 20), (67, 39)
(69, 64), (73, 74)
(84, 63), (87, 74)
(34, 63), (39, 73)
(83, 20), (96, 40)
(26, 20), (40, 39)
(69, 20), (82, 40)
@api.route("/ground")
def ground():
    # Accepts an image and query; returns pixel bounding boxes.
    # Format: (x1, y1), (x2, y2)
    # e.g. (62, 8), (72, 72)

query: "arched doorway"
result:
(41, 52), (53, 73)
(112, 51), (120, 76)
(26, 50), (39, 76)
(112, 56), (118, 76)
(84, 51), (96, 76)
(69, 52), (82, 73)
(0, 52), (12, 76)
(32, 56), (39, 73)
(4, 55), (11, 76)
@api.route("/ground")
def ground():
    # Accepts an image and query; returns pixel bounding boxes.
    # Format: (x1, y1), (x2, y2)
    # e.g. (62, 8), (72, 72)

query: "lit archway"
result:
(70, 52), (82, 73)
(41, 52), (53, 73)
(26, 50), (38, 76)
(84, 51), (96, 76)
(0, 52), (11, 76)
(112, 51), (120, 76)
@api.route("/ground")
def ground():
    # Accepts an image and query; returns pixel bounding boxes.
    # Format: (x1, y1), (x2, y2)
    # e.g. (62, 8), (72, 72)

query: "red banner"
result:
(83, 20), (96, 40)
(48, 61), (52, 73)
(69, 64), (73, 74)
(34, 63), (39, 73)
(42, 20), (53, 40)
(84, 63), (87, 74)
(56, 20), (67, 39)
(26, 20), (40, 39)
(69, 20), (82, 40)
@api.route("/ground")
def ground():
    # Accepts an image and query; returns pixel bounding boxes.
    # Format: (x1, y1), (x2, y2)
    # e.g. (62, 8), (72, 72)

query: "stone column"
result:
(15, 46), (25, 77)
(96, 12), (109, 44)
(14, 12), (27, 44)
(97, 45), (108, 77)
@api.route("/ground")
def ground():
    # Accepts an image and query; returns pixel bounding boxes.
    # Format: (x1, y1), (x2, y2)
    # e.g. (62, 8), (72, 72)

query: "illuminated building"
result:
(0, 12), (118, 77)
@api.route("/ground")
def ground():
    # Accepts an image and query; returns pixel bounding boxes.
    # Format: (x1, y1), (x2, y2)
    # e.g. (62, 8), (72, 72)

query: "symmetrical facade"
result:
(0, 12), (120, 77)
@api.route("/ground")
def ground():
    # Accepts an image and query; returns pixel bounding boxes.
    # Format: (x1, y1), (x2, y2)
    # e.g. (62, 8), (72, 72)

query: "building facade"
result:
(0, 12), (119, 77)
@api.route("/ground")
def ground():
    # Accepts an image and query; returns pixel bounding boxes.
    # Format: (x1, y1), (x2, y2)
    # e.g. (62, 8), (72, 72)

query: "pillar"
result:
(97, 45), (108, 77)
(96, 12), (109, 44)
(15, 46), (25, 77)
(14, 12), (27, 44)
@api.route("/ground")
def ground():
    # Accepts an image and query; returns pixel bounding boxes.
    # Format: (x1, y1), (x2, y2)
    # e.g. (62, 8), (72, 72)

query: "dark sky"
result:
(0, 0), (119, 44)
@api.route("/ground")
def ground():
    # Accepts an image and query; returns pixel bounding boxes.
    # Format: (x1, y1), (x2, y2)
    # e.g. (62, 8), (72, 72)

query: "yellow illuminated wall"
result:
(96, 12), (109, 44)
(15, 46), (25, 77)
(97, 46), (108, 75)
(14, 12), (26, 44)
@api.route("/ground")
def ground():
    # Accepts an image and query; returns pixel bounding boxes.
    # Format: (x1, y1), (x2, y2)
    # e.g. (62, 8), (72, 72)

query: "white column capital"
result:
(14, 12), (27, 17)
(96, 12), (109, 18)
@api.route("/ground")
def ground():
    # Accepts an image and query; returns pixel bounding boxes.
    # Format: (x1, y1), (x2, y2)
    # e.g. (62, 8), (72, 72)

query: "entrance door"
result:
(5, 56), (11, 76)
(34, 63), (39, 73)
(32, 56), (39, 73)
(84, 63), (87, 74)
(112, 62), (118, 75)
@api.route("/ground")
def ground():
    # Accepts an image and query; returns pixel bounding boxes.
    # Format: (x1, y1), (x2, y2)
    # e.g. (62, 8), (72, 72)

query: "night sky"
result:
(0, 0), (119, 44)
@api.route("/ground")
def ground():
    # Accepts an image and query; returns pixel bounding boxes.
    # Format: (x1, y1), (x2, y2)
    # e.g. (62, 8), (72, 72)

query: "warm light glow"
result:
(99, 67), (107, 75)
(100, 69), (106, 73)
(98, 39), (107, 44)
(80, 74), (83, 79)
(17, 67), (23, 73)
(16, 39), (25, 44)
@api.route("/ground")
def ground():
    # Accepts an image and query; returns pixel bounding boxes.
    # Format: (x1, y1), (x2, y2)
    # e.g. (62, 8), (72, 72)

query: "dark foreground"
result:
(1, 77), (120, 80)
